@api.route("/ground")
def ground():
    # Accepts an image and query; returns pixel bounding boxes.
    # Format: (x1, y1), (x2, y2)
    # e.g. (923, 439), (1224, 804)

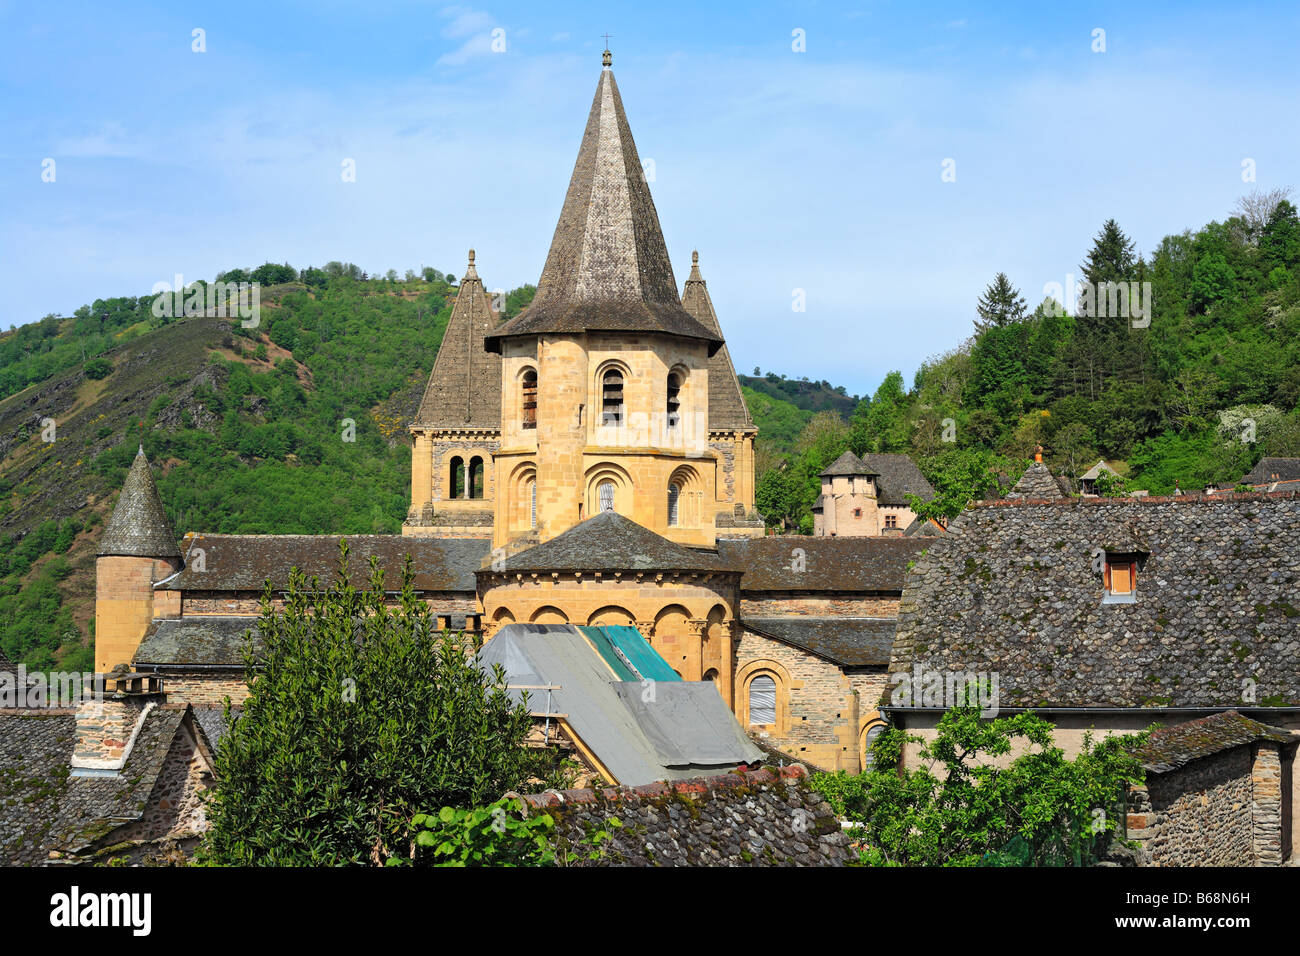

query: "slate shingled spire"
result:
(486, 56), (722, 354)
(681, 251), (753, 431)
(97, 447), (181, 558)
(413, 249), (503, 428)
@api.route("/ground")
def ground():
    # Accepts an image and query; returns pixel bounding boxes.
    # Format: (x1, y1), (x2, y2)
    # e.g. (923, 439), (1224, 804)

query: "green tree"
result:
(201, 544), (536, 866)
(811, 707), (1147, 866)
(973, 272), (1027, 333)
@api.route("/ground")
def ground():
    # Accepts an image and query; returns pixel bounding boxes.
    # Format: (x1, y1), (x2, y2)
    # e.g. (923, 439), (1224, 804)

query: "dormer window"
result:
(521, 368), (537, 429)
(1102, 551), (1143, 604)
(666, 371), (681, 429)
(601, 369), (624, 426)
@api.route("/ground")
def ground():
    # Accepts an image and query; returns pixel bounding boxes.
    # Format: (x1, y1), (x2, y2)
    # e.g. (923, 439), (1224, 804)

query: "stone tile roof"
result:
(680, 252), (753, 431)
(743, 617), (896, 667)
(515, 764), (855, 866)
(1242, 457), (1300, 484)
(1006, 461), (1068, 499)
(164, 534), (489, 592)
(888, 491), (1300, 709)
(486, 511), (733, 575)
(193, 706), (236, 755)
(135, 617), (260, 667)
(904, 517), (946, 537)
(55, 705), (188, 856)
(485, 67), (721, 354)
(820, 451), (873, 477)
(1138, 711), (1296, 773)
(718, 536), (929, 592)
(0, 712), (76, 865)
(819, 452), (935, 505)
(0, 704), (192, 864)
(97, 447), (181, 558)
(412, 250), (504, 430)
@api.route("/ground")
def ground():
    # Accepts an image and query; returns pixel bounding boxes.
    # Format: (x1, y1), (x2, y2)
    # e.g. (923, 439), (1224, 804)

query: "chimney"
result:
(72, 672), (165, 772)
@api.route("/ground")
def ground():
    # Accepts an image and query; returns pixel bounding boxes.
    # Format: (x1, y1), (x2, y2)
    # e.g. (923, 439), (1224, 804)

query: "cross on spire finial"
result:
(601, 34), (613, 68)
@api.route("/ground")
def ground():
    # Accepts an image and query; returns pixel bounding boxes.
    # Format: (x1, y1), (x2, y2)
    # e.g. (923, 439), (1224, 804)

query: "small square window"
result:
(1102, 552), (1143, 604)
(853, 508), (863, 518)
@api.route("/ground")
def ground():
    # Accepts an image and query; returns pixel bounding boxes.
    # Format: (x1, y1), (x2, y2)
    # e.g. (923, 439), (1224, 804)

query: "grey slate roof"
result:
(485, 67), (721, 354)
(1080, 459), (1120, 482)
(1138, 711), (1296, 773)
(1006, 461), (1067, 499)
(412, 250), (504, 430)
(164, 534), (489, 592)
(97, 447), (181, 558)
(135, 617), (260, 667)
(888, 491), (1300, 709)
(480, 623), (761, 785)
(718, 536), (928, 592)
(680, 252), (753, 431)
(1242, 457), (1300, 484)
(820, 451), (875, 477)
(819, 452), (935, 505)
(743, 617), (896, 667)
(486, 511), (733, 575)
(0, 705), (194, 864)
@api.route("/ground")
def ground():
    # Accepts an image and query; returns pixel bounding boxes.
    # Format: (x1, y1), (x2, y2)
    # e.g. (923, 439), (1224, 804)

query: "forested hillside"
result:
(0, 263), (535, 670)
(756, 190), (1300, 532)
(4, 189), (1298, 668)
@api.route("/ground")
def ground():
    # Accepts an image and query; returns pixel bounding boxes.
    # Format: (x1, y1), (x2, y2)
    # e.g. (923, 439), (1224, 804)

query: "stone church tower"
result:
(405, 51), (761, 551)
(404, 250), (503, 538)
(94, 447), (182, 672)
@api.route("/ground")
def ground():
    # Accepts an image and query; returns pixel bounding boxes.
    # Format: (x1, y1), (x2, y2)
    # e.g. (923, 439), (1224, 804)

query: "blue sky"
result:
(2, 1), (1298, 397)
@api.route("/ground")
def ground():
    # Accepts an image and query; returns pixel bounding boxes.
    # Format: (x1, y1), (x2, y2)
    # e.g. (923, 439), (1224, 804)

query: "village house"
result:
(884, 479), (1300, 864)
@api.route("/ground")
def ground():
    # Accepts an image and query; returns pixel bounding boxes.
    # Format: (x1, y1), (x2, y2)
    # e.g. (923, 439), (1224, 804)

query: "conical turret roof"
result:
(97, 447), (181, 558)
(413, 249), (504, 429)
(486, 58), (721, 354)
(681, 251), (753, 431)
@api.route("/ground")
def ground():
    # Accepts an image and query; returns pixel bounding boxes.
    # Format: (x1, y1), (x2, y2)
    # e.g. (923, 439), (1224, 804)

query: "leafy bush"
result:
(200, 544), (536, 866)
(811, 707), (1148, 867)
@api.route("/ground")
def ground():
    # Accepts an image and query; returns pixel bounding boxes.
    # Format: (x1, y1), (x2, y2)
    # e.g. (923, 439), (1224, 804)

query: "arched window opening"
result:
(666, 371), (681, 429)
(667, 483), (681, 526)
(749, 675), (777, 726)
(601, 369), (624, 426)
(521, 368), (538, 429)
(862, 723), (886, 770)
(468, 456), (484, 499)
(449, 456), (465, 499)
(598, 480), (615, 514)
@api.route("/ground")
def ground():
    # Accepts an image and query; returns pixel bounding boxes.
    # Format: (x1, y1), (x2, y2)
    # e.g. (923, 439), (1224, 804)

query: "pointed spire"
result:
(413, 249), (503, 429)
(681, 251), (753, 431)
(486, 66), (721, 354)
(97, 447), (181, 558)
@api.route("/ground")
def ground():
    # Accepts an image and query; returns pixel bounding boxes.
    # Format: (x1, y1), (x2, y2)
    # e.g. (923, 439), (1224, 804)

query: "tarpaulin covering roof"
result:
(577, 625), (681, 682)
(479, 623), (761, 785)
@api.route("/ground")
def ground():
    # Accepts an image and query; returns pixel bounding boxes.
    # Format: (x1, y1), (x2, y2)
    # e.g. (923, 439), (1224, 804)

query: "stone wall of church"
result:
(156, 673), (250, 707)
(735, 630), (860, 772)
(739, 593), (901, 618)
(178, 591), (476, 619)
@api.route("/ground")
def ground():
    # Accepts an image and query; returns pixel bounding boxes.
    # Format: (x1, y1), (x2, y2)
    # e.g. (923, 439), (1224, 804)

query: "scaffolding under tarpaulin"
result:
(479, 623), (762, 786)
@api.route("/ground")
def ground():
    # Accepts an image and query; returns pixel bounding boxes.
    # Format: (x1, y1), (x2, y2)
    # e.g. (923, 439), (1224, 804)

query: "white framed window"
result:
(667, 483), (681, 526)
(749, 675), (777, 725)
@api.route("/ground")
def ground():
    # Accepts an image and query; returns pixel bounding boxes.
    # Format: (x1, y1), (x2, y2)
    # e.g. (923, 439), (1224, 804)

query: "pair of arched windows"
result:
(593, 479), (682, 526)
(448, 456), (485, 499)
(598, 369), (684, 428)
